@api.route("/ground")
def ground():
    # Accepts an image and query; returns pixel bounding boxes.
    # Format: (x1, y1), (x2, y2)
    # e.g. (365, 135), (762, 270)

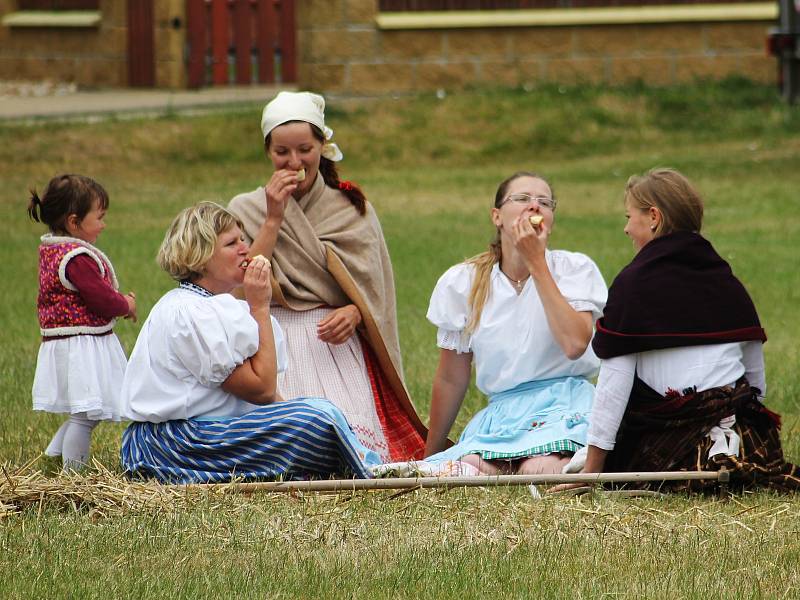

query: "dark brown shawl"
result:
(593, 231), (766, 359)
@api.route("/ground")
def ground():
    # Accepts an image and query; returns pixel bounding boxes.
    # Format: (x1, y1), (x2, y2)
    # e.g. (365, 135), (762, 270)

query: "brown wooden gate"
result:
(186, 0), (296, 88)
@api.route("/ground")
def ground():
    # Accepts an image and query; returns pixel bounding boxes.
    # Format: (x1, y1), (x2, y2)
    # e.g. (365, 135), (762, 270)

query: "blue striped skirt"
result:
(120, 398), (382, 484)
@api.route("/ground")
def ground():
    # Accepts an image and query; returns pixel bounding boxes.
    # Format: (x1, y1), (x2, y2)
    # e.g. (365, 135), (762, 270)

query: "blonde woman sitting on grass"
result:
(422, 171), (607, 476)
(119, 202), (381, 484)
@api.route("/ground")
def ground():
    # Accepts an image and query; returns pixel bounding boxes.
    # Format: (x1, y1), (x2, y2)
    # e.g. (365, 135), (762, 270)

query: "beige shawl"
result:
(229, 175), (425, 432)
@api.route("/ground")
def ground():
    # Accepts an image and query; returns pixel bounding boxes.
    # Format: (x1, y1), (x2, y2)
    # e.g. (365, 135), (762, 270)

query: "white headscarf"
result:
(260, 91), (343, 162)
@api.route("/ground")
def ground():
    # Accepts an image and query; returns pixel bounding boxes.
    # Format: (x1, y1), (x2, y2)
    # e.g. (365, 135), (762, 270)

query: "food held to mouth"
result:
(240, 254), (269, 269)
(296, 168), (306, 182)
(529, 215), (544, 227)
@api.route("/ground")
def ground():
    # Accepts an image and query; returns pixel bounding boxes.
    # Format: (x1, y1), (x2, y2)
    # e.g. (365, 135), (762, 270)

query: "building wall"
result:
(0, 0), (775, 92)
(0, 0), (185, 88)
(297, 0), (776, 95)
(153, 0), (186, 89)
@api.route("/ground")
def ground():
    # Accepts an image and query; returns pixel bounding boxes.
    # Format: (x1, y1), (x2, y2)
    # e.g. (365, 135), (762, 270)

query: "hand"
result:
(264, 169), (300, 222)
(243, 257), (273, 311)
(317, 304), (361, 344)
(549, 447), (607, 493)
(124, 292), (137, 323)
(547, 482), (591, 494)
(511, 214), (548, 272)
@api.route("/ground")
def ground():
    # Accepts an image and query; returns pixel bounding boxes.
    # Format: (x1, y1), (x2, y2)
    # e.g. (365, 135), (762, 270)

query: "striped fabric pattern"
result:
(121, 399), (374, 484)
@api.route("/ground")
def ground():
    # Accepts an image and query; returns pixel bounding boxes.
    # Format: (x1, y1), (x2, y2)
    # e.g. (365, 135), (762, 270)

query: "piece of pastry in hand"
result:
(295, 168), (306, 182)
(529, 215), (544, 227)
(240, 254), (269, 269)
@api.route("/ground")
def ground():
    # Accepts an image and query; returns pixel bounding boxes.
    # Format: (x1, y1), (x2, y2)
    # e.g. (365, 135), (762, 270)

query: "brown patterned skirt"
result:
(605, 376), (800, 493)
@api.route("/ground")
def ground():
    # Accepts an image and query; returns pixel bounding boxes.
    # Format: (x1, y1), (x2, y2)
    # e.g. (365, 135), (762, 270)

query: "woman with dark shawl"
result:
(228, 91), (425, 463)
(575, 168), (799, 492)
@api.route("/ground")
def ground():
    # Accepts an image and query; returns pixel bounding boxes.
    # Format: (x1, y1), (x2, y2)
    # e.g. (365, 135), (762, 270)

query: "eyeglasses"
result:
(500, 193), (557, 210)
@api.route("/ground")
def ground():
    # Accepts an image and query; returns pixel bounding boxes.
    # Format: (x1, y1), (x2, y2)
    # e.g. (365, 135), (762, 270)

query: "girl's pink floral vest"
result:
(38, 235), (119, 337)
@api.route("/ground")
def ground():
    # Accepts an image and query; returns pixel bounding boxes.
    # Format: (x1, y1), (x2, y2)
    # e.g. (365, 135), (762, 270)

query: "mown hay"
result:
(0, 457), (234, 519)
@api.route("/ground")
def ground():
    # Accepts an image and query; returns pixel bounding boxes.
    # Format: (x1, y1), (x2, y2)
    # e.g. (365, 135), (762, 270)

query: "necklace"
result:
(500, 269), (529, 294)
(179, 280), (213, 297)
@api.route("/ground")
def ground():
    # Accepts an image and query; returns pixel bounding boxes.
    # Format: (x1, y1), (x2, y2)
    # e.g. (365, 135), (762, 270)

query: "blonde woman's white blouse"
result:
(427, 249), (608, 395)
(121, 288), (287, 422)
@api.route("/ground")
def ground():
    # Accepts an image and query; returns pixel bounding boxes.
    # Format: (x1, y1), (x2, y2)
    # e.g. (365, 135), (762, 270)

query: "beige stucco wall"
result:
(297, 0), (776, 95)
(0, 0), (185, 88)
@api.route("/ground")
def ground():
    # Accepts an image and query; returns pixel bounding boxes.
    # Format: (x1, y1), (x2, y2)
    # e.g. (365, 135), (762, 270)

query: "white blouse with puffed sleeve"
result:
(427, 249), (608, 396)
(121, 288), (287, 422)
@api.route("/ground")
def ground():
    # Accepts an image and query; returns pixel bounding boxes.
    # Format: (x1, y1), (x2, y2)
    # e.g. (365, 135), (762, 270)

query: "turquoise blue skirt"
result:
(426, 377), (593, 463)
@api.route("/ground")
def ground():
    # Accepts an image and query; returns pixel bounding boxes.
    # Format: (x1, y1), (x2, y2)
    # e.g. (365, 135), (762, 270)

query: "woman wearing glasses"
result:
(423, 171), (607, 475)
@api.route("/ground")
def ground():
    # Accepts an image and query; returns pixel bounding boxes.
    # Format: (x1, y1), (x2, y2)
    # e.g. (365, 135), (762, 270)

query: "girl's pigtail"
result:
(28, 189), (43, 223)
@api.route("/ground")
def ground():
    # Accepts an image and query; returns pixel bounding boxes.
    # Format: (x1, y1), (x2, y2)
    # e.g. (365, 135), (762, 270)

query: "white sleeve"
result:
(167, 295), (259, 386)
(426, 264), (474, 353)
(550, 251), (608, 320)
(272, 314), (288, 374)
(742, 340), (766, 399)
(587, 354), (637, 450)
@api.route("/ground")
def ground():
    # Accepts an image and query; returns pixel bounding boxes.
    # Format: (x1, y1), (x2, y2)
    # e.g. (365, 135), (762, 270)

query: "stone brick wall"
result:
(153, 0), (186, 89)
(0, 0), (185, 88)
(297, 0), (776, 95)
(0, 0), (775, 92)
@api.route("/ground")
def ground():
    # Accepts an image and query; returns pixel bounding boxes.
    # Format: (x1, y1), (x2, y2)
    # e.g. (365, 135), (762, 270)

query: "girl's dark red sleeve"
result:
(64, 254), (130, 318)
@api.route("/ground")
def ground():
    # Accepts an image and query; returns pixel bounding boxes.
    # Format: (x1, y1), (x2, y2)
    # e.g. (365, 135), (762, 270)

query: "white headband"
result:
(260, 91), (343, 162)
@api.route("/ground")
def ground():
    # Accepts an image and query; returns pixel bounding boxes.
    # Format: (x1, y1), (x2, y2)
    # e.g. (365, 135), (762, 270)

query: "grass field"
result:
(1, 79), (799, 598)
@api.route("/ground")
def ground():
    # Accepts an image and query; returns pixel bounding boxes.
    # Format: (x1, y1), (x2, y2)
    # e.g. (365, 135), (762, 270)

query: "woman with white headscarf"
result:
(228, 91), (426, 463)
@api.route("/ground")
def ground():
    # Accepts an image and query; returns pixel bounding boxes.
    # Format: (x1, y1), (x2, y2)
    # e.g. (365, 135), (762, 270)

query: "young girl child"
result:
(28, 174), (136, 472)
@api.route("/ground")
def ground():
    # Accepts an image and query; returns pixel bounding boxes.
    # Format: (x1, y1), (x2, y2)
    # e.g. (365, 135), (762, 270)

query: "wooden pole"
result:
(186, 0), (208, 88)
(233, 0), (253, 85)
(777, 0), (800, 103)
(256, 0), (277, 83)
(211, 0), (230, 85)
(174, 470), (722, 494)
(278, 0), (296, 82)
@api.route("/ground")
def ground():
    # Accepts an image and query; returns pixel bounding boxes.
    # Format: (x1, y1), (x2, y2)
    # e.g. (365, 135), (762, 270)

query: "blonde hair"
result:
(625, 168), (703, 237)
(157, 202), (243, 282)
(464, 236), (502, 335)
(464, 171), (554, 335)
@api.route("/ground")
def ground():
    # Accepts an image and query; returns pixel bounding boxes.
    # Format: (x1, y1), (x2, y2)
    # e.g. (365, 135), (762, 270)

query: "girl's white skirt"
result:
(32, 333), (127, 421)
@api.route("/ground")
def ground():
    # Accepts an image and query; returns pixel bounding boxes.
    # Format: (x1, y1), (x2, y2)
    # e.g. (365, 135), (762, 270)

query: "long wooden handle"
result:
(174, 470), (725, 493)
